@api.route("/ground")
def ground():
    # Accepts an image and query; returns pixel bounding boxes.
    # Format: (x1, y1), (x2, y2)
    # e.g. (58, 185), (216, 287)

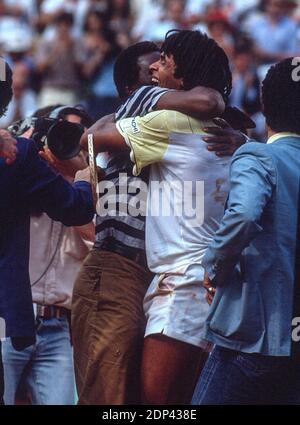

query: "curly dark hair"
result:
(161, 29), (232, 103)
(113, 41), (159, 100)
(0, 60), (13, 118)
(262, 58), (300, 134)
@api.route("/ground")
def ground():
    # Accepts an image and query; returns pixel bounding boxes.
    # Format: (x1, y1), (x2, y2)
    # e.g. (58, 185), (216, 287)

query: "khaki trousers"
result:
(72, 249), (152, 405)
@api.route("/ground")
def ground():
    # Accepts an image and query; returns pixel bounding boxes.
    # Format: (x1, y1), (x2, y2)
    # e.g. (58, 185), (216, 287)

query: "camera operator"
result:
(0, 62), (94, 405)
(1, 105), (95, 405)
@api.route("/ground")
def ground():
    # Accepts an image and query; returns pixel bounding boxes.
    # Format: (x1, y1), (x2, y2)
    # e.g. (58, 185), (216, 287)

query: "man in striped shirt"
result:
(72, 40), (225, 405)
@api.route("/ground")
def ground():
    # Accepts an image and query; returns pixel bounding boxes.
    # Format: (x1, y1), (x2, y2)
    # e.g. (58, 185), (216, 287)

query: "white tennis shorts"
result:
(143, 263), (211, 350)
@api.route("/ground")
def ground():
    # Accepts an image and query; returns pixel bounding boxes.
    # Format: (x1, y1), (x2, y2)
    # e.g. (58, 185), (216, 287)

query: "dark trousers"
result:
(0, 341), (4, 405)
(192, 346), (300, 405)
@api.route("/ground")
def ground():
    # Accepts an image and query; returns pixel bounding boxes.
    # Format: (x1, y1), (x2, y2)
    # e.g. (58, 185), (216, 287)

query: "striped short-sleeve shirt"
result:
(95, 85), (168, 251)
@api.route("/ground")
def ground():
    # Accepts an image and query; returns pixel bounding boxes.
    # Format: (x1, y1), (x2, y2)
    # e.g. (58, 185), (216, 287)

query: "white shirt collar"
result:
(267, 132), (300, 144)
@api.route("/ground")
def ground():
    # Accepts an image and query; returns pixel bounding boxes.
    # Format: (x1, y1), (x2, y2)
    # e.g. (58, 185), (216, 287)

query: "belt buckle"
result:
(36, 304), (47, 318)
(36, 304), (60, 319)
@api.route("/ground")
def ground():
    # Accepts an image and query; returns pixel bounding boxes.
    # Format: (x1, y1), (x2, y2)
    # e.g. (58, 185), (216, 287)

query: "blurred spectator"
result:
(244, 0), (299, 64)
(224, 0), (260, 18)
(296, 1), (300, 20)
(78, 9), (121, 119)
(0, 62), (37, 128)
(186, 0), (213, 15)
(0, 25), (33, 68)
(0, 0), (37, 33)
(194, 0), (260, 22)
(186, 0), (215, 27)
(0, 2), (35, 57)
(206, 10), (235, 59)
(229, 39), (265, 139)
(106, 0), (132, 48)
(230, 39), (261, 114)
(131, 0), (163, 40)
(142, 0), (188, 42)
(78, 9), (110, 83)
(37, 0), (90, 39)
(34, 12), (82, 107)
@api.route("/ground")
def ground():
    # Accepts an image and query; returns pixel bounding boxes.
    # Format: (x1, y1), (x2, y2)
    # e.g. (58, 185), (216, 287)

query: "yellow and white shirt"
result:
(117, 110), (230, 274)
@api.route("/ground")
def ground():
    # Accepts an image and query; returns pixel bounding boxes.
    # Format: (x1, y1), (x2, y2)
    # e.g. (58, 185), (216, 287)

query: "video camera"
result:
(8, 106), (92, 160)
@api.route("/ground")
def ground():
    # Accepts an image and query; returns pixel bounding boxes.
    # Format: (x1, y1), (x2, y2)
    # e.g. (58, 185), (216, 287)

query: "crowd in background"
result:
(0, 0), (300, 139)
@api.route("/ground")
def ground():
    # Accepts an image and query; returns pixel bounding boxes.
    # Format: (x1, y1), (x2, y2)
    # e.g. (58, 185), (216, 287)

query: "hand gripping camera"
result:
(8, 105), (92, 160)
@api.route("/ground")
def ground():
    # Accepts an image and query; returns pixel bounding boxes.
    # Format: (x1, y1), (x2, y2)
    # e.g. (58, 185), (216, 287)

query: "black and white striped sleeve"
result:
(115, 85), (169, 120)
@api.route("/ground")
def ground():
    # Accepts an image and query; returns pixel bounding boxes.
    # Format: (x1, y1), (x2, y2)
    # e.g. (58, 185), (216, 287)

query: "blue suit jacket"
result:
(0, 138), (94, 344)
(203, 136), (300, 356)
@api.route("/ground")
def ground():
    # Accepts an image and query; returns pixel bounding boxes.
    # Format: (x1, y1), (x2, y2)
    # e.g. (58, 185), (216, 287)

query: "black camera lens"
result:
(46, 121), (84, 160)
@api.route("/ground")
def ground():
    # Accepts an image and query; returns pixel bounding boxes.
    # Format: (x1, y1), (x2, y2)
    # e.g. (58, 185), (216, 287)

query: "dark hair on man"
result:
(161, 30), (232, 103)
(114, 41), (159, 100)
(55, 11), (74, 27)
(0, 60), (13, 118)
(262, 58), (300, 134)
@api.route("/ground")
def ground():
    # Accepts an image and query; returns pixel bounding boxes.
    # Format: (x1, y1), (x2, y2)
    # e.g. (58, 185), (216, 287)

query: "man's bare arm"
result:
(80, 114), (128, 154)
(156, 87), (225, 120)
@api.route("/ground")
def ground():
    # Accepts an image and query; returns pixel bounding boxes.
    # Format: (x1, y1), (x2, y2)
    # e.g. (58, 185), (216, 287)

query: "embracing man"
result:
(80, 30), (234, 404)
(72, 38), (228, 405)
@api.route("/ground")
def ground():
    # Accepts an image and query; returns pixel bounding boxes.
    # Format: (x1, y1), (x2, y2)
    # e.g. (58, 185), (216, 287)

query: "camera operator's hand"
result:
(75, 165), (105, 210)
(74, 165), (105, 183)
(74, 166), (91, 184)
(0, 130), (18, 164)
(75, 166), (97, 209)
(39, 146), (88, 181)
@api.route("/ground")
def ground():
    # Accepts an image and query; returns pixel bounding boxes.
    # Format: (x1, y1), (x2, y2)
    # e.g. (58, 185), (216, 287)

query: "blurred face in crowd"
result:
(12, 63), (30, 99)
(208, 21), (228, 38)
(86, 12), (105, 32)
(166, 0), (186, 22)
(234, 51), (253, 73)
(266, 0), (286, 20)
(64, 114), (83, 125)
(57, 21), (72, 38)
(150, 52), (183, 90)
